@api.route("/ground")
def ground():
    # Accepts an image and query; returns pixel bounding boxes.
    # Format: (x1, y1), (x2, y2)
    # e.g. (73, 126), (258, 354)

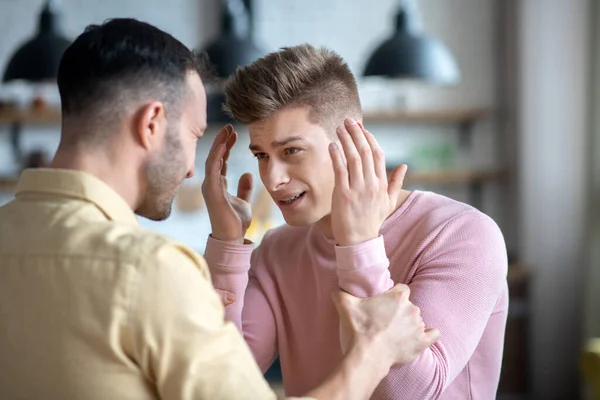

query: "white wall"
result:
(518, 0), (592, 398)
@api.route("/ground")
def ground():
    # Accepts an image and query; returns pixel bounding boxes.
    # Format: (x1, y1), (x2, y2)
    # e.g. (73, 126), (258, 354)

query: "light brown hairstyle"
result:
(223, 44), (362, 132)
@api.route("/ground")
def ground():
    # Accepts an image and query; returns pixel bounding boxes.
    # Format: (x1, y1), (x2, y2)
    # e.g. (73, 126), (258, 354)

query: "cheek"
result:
(258, 161), (268, 181)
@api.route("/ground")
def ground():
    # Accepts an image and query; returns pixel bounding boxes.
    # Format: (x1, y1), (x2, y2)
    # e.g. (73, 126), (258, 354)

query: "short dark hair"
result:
(57, 18), (211, 123)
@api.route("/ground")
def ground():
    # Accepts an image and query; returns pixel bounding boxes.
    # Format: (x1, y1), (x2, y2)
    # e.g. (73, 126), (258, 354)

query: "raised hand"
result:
(328, 118), (408, 246)
(202, 125), (253, 244)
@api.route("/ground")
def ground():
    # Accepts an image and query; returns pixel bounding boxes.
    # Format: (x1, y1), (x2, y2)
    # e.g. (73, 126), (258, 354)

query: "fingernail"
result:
(329, 142), (338, 151)
(337, 126), (347, 135)
(224, 291), (236, 303)
(345, 118), (357, 125)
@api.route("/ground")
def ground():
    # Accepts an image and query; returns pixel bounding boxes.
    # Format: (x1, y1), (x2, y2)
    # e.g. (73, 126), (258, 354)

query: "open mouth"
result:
(279, 192), (306, 205)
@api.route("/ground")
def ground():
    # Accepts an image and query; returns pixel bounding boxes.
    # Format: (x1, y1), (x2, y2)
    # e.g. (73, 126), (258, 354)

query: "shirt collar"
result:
(15, 168), (139, 226)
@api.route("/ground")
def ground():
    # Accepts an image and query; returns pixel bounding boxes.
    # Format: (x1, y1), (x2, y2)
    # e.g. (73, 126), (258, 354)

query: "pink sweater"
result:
(205, 190), (509, 399)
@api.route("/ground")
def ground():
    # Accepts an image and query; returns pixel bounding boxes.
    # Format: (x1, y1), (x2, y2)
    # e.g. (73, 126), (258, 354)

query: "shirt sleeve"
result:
(204, 235), (279, 373)
(334, 235), (395, 297)
(126, 240), (283, 400)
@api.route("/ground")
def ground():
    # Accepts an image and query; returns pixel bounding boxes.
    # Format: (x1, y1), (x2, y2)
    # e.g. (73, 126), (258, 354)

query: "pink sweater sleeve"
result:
(204, 236), (278, 372)
(372, 211), (508, 399)
(334, 235), (395, 297)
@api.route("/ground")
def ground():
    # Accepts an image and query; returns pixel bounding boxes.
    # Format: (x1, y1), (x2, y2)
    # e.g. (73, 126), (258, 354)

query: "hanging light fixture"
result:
(363, 0), (460, 84)
(3, 0), (71, 83)
(201, 0), (265, 122)
(202, 0), (264, 79)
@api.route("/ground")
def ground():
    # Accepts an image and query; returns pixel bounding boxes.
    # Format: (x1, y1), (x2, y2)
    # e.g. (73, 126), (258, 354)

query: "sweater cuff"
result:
(204, 235), (254, 272)
(334, 235), (388, 271)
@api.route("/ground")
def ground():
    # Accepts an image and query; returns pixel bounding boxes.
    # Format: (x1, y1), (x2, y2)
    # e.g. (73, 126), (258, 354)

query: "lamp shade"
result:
(204, 35), (264, 80)
(202, 0), (264, 79)
(363, 1), (460, 84)
(3, 0), (71, 83)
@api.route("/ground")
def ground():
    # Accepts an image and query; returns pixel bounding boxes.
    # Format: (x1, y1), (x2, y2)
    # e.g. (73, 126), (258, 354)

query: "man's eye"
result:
(285, 148), (301, 155)
(253, 152), (268, 159)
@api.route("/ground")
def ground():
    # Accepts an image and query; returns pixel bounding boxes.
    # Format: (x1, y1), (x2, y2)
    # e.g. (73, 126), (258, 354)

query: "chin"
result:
(136, 199), (174, 221)
(282, 211), (322, 227)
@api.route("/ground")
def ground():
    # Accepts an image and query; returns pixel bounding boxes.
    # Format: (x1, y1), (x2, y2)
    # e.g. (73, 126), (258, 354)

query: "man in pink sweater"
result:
(202, 44), (509, 399)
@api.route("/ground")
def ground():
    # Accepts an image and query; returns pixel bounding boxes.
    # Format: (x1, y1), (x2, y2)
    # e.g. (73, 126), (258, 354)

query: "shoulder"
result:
(89, 223), (209, 277)
(389, 190), (500, 237)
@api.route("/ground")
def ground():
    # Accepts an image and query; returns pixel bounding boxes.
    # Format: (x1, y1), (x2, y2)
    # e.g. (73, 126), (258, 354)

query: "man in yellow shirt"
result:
(0, 18), (438, 399)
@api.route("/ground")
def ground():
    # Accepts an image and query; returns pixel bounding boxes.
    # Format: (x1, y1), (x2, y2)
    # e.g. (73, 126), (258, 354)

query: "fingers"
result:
(422, 328), (441, 347)
(237, 172), (254, 203)
(387, 164), (408, 202)
(362, 127), (387, 181)
(215, 289), (236, 307)
(329, 142), (350, 192)
(387, 283), (410, 298)
(206, 125), (231, 168)
(205, 125), (232, 180)
(205, 143), (227, 183)
(336, 121), (363, 187)
(343, 118), (375, 185)
(331, 289), (359, 317)
(221, 130), (238, 176)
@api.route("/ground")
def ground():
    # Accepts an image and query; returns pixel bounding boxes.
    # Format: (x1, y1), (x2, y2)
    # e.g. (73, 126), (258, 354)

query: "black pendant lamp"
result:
(203, 0), (264, 79)
(3, 0), (71, 83)
(363, 0), (460, 84)
(202, 0), (265, 122)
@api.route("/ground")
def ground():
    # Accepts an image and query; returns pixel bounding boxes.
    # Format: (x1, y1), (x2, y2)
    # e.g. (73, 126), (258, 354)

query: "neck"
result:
(50, 140), (141, 210)
(315, 189), (413, 242)
(316, 214), (334, 240)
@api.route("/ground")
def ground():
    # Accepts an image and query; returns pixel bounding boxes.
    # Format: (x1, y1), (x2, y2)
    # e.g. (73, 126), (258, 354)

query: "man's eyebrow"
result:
(249, 136), (305, 151)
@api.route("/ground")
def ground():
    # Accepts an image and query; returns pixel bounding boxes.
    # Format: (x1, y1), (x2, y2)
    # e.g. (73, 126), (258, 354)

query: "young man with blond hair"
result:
(202, 44), (509, 399)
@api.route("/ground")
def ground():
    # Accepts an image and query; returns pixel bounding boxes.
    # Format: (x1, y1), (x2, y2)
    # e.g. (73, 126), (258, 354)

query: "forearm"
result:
(336, 236), (394, 298)
(204, 235), (254, 329)
(305, 339), (390, 400)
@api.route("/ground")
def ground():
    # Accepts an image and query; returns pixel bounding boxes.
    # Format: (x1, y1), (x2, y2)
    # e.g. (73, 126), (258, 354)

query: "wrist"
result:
(346, 336), (391, 380)
(210, 234), (245, 245)
(336, 233), (380, 247)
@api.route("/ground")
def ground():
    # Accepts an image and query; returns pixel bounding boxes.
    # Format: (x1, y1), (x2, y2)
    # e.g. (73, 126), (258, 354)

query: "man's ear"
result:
(135, 101), (166, 150)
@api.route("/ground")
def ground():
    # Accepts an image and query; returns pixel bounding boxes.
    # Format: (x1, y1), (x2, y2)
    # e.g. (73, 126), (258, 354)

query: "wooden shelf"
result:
(0, 106), (61, 125)
(401, 169), (507, 185)
(0, 177), (18, 191)
(363, 108), (491, 124)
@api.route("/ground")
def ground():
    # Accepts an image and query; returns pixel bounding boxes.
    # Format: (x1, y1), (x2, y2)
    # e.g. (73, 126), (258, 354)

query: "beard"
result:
(136, 126), (187, 221)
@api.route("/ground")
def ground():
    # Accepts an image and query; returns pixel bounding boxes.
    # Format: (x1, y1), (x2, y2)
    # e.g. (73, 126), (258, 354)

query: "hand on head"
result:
(202, 125), (254, 245)
(329, 118), (408, 246)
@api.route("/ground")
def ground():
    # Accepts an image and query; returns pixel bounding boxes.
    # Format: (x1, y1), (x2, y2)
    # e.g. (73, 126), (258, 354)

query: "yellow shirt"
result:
(0, 168), (301, 400)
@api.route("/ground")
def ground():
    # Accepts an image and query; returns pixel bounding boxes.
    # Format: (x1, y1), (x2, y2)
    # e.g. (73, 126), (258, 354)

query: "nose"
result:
(186, 168), (195, 179)
(262, 159), (290, 191)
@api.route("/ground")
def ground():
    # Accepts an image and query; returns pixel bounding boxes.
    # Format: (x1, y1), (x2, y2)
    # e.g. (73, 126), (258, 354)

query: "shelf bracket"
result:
(458, 120), (474, 149)
(9, 122), (23, 167)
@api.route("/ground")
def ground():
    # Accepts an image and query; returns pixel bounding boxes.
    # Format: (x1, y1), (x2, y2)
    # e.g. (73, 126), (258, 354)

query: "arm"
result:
(128, 241), (435, 400)
(370, 211), (508, 399)
(128, 242), (279, 400)
(335, 235), (394, 298)
(204, 234), (279, 373)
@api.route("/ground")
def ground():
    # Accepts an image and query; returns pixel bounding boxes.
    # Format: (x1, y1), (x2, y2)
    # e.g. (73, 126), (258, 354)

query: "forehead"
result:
(182, 71), (207, 126)
(249, 106), (327, 144)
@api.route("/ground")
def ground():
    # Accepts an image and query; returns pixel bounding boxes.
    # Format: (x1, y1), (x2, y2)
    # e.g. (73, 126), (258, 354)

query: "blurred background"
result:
(0, 0), (598, 399)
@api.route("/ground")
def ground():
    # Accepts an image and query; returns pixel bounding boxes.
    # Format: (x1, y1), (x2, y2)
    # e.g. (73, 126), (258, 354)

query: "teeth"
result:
(282, 193), (302, 204)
